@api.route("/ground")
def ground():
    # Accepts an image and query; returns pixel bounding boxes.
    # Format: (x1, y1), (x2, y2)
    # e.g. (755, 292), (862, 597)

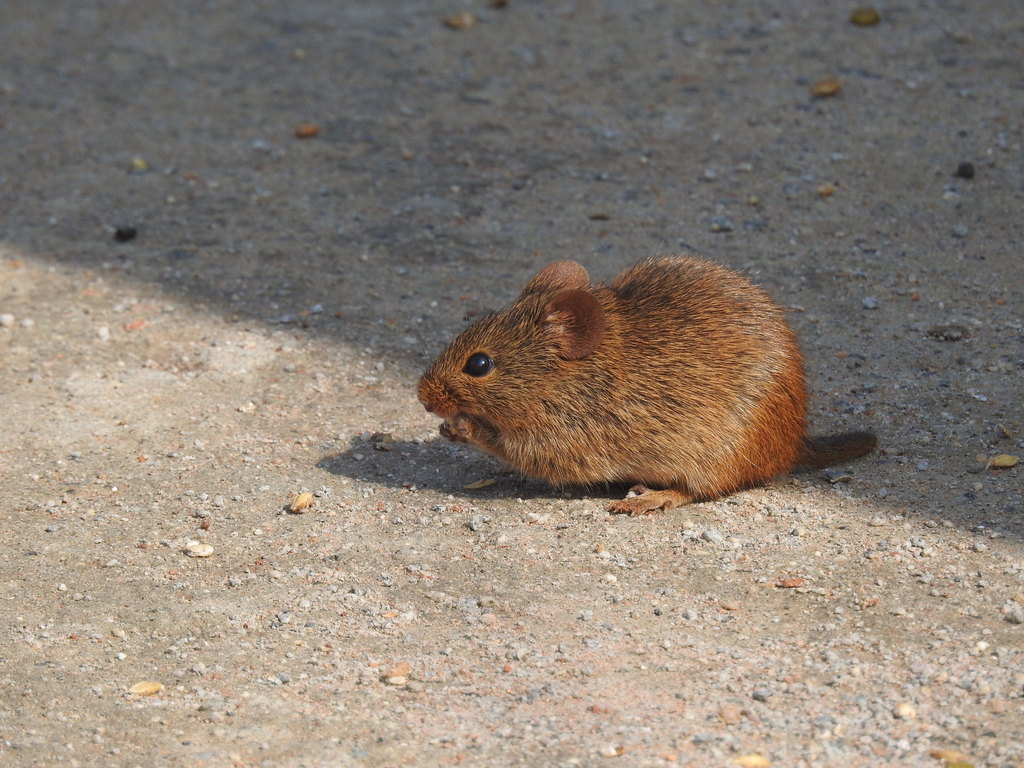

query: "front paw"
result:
(440, 414), (475, 443)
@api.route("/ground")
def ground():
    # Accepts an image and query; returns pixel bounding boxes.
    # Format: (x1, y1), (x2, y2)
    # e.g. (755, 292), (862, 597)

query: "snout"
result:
(417, 378), (457, 419)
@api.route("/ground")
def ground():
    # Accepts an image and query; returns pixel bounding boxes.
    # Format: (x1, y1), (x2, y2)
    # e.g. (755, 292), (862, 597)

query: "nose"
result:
(417, 380), (439, 414)
(418, 380), (455, 418)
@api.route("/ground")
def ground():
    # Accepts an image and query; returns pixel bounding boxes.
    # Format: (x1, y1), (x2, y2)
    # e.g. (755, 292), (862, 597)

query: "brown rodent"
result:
(417, 256), (876, 515)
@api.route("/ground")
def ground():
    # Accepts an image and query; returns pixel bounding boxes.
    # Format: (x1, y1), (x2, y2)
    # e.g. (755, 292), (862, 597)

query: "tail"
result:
(796, 431), (877, 469)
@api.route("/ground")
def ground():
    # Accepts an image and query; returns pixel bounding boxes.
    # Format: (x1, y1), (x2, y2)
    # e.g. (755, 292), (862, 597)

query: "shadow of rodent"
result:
(316, 434), (563, 503)
(316, 432), (896, 514)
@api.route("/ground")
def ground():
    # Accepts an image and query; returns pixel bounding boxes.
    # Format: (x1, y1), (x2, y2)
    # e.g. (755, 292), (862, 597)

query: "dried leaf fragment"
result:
(290, 492), (314, 513)
(735, 755), (771, 768)
(128, 680), (164, 696)
(463, 478), (495, 490)
(810, 78), (841, 98)
(295, 123), (320, 139)
(443, 12), (477, 29)
(929, 749), (972, 766)
(777, 578), (806, 589)
(990, 454), (1020, 469)
(383, 661), (411, 686)
(850, 7), (880, 26)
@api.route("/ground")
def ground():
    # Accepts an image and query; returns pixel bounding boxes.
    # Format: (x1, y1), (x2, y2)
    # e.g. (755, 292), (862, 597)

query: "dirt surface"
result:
(1, 1), (1022, 766)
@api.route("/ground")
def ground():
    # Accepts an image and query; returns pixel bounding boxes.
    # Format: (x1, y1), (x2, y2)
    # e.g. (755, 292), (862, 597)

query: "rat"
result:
(417, 256), (877, 515)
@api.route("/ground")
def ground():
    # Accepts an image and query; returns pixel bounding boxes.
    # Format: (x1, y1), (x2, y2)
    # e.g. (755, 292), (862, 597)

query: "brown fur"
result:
(418, 256), (876, 515)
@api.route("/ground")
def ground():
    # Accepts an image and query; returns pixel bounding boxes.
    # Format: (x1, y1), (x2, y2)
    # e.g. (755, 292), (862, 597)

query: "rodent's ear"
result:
(522, 261), (590, 294)
(544, 289), (605, 360)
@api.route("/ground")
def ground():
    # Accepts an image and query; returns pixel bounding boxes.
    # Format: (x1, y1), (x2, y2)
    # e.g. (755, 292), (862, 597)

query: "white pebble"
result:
(0, 313), (15, 328)
(893, 701), (916, 719)
(185, 542), (214, 557)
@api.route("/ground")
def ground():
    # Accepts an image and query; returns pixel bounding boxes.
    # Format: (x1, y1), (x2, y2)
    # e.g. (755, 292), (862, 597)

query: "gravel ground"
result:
(1, 1), (1022, 766)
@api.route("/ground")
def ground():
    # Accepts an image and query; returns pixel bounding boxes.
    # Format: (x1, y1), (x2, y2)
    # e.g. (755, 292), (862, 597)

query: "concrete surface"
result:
(1, 1), (1022, 766)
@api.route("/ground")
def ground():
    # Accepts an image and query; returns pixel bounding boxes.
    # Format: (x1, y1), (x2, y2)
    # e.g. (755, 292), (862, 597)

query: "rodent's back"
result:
(566, 257), (808, 497)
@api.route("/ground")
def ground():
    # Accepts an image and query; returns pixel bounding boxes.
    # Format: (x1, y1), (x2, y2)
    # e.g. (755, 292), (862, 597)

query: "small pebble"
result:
(1002, 604), (1024, 624)
(824, 468), (853, 483)
(893, 701), (917, 719)
(185, 542), (214, 557)
(954, 161), (975, 179)
(96, 326), (111, 341)
(113, 226), (138, 243)
(708, 215), (733, 233)
(751, 687), (774, 702)
(718, 703), (744, 724)
(0, 314), (15, 328)
(862, 296), (879, 310)
(951, 224), (969, 238)
(927, 324), (968, 342)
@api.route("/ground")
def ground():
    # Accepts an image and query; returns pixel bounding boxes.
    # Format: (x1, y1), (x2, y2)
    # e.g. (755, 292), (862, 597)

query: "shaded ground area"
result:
(1, 1), (1022, 766)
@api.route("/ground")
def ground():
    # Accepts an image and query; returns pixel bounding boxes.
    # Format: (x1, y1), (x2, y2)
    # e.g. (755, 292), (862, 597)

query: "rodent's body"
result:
(418, 256), (875, 514)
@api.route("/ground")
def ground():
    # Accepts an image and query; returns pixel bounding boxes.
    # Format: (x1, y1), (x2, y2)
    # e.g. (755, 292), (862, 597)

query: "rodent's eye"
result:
(463, 352), (494, 377)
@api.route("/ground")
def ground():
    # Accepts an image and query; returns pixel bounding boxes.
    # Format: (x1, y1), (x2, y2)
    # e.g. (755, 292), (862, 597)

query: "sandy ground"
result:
(1, 1), (1022, 766)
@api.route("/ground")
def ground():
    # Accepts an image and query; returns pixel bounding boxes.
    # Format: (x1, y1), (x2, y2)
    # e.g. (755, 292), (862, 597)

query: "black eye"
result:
(463, 352), (494, 377)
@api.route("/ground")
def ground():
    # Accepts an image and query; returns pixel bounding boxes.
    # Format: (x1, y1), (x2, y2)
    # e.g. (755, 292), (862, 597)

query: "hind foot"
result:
(608, 485), (693, 516)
